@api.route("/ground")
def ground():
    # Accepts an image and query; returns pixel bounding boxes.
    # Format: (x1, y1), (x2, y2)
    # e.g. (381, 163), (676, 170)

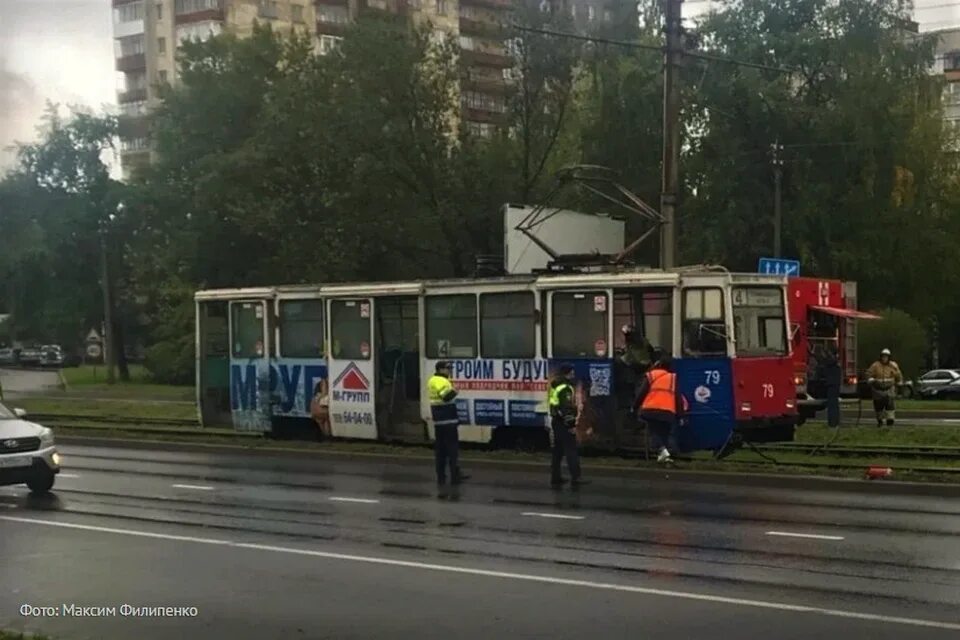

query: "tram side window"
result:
(279, 300), (325, 358)
(330, 300), (371, 360)
(231, 302), (265, 359)
(425, 294), (478, 359)
(732, 287), (787, 356)
(480, 292), (536, 359)
(682, 288), (726, 356)
(552, 292), (608, 358)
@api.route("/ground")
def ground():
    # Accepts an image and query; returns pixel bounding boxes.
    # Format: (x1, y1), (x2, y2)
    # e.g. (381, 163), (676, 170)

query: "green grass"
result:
(889, 398), (960, 411)
(1, 632), (52, 640)
(59, 365), (193, 401)
(18, 396), (197, 421)
(796, 422), (960, 447)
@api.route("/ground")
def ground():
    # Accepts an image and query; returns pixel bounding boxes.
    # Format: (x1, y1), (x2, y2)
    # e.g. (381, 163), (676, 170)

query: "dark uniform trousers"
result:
(551, 421), (581, 482)
(434, 423), (460, 482)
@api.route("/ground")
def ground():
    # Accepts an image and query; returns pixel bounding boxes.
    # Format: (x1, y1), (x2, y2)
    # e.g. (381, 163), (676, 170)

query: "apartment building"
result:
(932, 27), (960, 142)
(113, 0), (316, 179)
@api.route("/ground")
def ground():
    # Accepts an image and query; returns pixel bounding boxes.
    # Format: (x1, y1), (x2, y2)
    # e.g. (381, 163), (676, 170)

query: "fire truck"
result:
(788, 277), (880, 422)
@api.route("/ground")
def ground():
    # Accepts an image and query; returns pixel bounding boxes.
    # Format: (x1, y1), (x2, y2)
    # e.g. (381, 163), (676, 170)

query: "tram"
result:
(194, 267), (797, 453)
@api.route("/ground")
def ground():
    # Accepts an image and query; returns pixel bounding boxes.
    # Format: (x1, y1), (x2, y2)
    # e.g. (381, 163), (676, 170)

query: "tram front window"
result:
(732, 287), (787, 357)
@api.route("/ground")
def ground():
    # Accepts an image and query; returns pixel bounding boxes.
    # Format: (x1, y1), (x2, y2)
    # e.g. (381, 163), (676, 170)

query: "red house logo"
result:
(332, 363), (371, 403)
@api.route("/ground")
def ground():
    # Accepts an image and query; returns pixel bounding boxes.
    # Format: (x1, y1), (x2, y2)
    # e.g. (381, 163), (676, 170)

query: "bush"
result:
(144, 334), (195, 386)
(858, 307), (928, 379)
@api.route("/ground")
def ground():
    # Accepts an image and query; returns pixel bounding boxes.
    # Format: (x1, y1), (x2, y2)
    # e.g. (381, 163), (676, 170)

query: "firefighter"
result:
(866, 348), (903, 427)
(635, 353), (687, 464)
(427, 361), (468, 485)
(548, 364), (587, 487)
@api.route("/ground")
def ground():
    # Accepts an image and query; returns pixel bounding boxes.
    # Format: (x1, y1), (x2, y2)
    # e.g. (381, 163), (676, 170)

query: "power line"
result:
(510, 25), (796, 74)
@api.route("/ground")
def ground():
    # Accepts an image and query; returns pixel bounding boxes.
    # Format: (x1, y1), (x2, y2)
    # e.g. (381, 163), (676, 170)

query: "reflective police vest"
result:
(548, 382), (574, 417)
(427, 375), (459, 426)
(641, 369), (683, 414)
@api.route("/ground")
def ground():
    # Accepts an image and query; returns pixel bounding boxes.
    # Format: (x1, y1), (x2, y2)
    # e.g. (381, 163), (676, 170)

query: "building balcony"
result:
(115, 53), (146, 73)
(118, 114), (150, 139)
(459, 17), (503, 37)
(460, 0), (510, 10)
(462, 75), (512, 96)
(360, 0), (408, 15)
(176, 8), (225, 25)
(460, 48), (512, 69)
(462, 106), (507, 124)
(315, 0), (349, 6)
(118, 88), (148, 104)
(316, 21), (351, 37)
(112, 0), (140, 6)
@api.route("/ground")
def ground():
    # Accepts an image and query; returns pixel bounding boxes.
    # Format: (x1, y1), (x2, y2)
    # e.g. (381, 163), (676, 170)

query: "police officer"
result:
(635, 354), (687, 464)
(428, 361), (467, 485)
(866, 348), (903, 427)
(548, 364), (588, 487)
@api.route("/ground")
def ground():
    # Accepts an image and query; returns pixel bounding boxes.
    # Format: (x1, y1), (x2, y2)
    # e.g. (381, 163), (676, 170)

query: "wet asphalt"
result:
(1, 442), (959, 639)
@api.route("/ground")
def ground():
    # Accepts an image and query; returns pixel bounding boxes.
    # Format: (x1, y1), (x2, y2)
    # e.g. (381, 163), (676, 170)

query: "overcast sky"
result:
(0, 1), (957, 172)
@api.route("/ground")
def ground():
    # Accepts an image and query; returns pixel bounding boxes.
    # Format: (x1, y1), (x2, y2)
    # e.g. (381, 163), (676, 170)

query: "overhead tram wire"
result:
(511, 24), (798, 75)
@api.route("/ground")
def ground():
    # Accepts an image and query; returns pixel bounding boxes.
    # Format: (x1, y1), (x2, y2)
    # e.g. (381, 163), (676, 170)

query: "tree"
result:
(858, 308), (928, 379)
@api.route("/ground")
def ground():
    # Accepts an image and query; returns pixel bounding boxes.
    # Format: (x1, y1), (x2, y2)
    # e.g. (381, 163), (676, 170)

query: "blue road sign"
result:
(758, 258), (800, 277)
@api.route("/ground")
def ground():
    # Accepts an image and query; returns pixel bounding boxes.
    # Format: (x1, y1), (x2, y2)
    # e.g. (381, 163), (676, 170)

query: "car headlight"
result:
(39, 427), (55, 447)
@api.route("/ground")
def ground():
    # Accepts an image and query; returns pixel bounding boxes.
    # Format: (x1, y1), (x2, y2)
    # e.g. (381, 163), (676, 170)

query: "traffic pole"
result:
(99, 222), (116, 385)
(660, 0), (682, 270)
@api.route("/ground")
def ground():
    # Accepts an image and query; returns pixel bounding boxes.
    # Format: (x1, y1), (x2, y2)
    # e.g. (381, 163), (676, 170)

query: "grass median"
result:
(0, 632), (52, 640)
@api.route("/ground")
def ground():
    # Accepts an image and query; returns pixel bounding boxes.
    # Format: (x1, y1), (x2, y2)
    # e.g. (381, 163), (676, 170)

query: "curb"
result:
(56, 433), (960, 497)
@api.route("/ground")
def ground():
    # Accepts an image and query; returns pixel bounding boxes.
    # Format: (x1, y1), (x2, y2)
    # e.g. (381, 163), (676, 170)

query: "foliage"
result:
(6, 0), (960, 381)
(858, 308), (928, 378)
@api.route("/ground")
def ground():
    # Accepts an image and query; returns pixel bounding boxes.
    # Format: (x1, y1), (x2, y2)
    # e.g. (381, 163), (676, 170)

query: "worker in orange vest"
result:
(635, 354), (688, 464)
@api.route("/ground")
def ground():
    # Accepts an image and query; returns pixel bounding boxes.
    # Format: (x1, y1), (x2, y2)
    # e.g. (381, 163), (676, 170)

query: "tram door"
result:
(545, 289), (616, 444)
(228, 299), (272, 433)
(374, 296), (422, 441)
(197, 300), (231, 427)
(327, 298), (378, 439)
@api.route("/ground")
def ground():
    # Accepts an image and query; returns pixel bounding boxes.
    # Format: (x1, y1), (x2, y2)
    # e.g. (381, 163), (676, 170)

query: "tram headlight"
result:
(740, 402), (752, 413)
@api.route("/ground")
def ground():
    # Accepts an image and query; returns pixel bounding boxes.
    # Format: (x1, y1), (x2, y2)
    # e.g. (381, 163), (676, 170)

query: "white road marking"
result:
(329, 497), (380, 504)
(171, 484), (215, 491)
(521, 512), (585, 521)
(1, 515), (959, 632)
(58, 473), (81, 479)
(766, 531), (845, 541)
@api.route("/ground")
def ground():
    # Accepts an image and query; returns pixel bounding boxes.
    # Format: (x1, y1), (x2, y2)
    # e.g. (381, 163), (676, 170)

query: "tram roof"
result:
(193, 267), (786, 301)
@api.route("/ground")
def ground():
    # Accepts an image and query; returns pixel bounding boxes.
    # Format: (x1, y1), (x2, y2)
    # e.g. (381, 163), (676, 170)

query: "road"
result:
(0, 367), (61, 398)
(1, 442), (959, 639)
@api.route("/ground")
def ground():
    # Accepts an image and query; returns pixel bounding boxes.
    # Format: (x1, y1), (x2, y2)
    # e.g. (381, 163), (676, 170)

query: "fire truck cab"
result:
(788, 278), (880, 422)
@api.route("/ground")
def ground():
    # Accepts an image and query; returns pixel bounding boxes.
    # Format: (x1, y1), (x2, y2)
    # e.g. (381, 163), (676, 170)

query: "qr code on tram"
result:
(588, 365), (611, 397)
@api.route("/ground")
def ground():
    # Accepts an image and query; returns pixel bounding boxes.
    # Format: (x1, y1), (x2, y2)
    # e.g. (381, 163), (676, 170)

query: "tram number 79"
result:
(762, 383), (775, 398)
(704, 370), (721, 385)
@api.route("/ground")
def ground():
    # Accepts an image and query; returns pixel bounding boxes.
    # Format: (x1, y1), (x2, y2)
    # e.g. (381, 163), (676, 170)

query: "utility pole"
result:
(771, 140), (784, 258)
(99, 220), (116, 384)
(660, 0), (682, 269)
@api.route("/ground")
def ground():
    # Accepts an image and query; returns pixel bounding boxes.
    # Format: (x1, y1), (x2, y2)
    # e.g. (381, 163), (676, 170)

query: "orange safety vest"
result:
(641, 369), (686, 414)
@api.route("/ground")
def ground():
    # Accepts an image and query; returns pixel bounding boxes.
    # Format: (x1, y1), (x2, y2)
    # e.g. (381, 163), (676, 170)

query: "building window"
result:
(468, 122), (496, 138)
(458, 36), (476, 51)
(177, 21), (222, 44)
(116, 1), (145, 23)
(604, 8), (612, 22)
(158, 70), (168, 83)
(587, 5), (595, 21)
(121, 137), (149, 152)
(125, 71), (148, 91)
(436, 0), (447, 16)
(317, 35), (343, 55)
(115, 34), (145, 57)
(551, 292), (608, 358)
(480, 292), (536, 359)
(157, 3), (163, 19)
(426, 295), (478, 359)
(258, 0), (280, 19)
(279, 300), (325, 358)
(175, 0), (221, 14)
(317, 5), (350, 23)
(570, 3), (576, 18)
(291, 3), (305, 22)
(158, 37), (166, 54)
(120, 100), (149, 117)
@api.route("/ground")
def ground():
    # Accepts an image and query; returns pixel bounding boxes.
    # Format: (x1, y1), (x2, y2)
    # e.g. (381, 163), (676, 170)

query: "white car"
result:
(0, 403), (60, 494)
